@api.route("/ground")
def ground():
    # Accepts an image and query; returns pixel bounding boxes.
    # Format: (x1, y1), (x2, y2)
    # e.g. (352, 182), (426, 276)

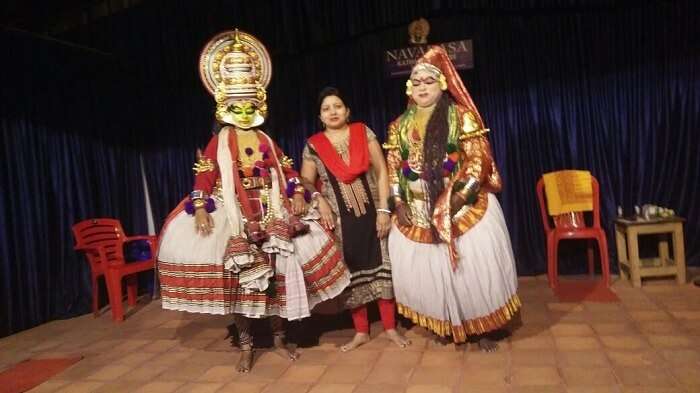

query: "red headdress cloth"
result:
(411, 46), (485, 129)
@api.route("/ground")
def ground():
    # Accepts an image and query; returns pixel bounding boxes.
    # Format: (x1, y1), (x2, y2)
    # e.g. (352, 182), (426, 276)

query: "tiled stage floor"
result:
(2, 273), (700, 393)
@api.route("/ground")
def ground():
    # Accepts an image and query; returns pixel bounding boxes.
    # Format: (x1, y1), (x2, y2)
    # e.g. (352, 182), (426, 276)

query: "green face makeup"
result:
(217, 100), (259, 128)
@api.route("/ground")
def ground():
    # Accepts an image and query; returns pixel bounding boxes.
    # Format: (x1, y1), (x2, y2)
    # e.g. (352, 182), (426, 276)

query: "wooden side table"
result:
(614, 217), (686, 287)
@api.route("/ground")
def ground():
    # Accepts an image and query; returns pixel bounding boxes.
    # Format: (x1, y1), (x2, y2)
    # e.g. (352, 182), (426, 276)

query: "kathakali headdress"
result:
(199, 29), (272, 129)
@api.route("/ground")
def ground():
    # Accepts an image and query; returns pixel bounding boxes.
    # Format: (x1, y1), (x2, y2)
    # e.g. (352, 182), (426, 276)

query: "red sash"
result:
(309, 122), (370, 184)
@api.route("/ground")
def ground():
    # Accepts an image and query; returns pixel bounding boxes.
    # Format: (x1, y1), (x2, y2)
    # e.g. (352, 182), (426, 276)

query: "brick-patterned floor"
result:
(2, 273), (699, 393)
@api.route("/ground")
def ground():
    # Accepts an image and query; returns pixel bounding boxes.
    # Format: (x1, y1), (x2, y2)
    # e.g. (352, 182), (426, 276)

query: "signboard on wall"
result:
(384, 39), (473, 78)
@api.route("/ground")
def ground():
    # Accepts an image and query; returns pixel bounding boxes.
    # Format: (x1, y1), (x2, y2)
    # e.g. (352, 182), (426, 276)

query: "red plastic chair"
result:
(72, 218), (157, 322)
(536, 174), (610, 289)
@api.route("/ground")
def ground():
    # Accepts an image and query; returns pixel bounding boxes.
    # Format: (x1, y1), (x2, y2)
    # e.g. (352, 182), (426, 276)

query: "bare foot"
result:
(273, 334), (299, 361)
(237, 346), (254, 373)
(478, 337), (498, 352)
(340, 332), (370, 352)
(385, 329), (411, 348)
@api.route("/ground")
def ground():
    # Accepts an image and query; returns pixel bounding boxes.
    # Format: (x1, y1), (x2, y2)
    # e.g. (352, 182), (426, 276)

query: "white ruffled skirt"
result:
(388, 193), (520, 342)
(158, 200), (350, 320)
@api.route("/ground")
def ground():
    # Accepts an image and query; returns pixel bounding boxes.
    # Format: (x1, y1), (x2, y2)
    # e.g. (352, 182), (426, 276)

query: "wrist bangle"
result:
(376, 208), (391, 214)
(390, 183), (401, 198)
(311, 191), (321, 200)
(185, 197), (216, 215)
(190, 190), (206, 200)
(463, 177), (480, 194)
(286, 178), (305, 197)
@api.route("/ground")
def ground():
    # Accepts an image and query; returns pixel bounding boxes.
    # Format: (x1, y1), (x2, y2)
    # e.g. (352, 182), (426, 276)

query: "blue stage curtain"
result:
(1, 0), (698, 337)
(0, 31), (148, 337)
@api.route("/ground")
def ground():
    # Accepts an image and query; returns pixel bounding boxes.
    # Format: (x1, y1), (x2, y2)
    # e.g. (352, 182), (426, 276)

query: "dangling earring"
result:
(405, 79), (413, 96)
(439, 74), (448, 91)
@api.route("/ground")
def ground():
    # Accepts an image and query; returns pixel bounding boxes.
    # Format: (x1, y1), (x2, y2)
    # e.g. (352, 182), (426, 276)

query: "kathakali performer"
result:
(157, 30), (350, 372)
(384, 46), (520, 351)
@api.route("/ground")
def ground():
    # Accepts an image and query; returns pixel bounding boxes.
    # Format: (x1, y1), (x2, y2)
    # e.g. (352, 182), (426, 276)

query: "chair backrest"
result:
(72, 218), (127, 268)
(536, 172), (601, 233)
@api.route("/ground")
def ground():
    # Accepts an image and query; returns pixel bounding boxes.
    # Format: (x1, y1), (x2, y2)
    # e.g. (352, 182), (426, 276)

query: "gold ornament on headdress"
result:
(405, 79), (413, 96)
(438, 74), (448, 91)
(411, 62), (442, 79)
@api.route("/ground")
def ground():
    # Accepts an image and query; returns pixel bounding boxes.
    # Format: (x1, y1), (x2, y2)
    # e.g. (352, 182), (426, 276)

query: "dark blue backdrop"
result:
(2, 0), (698, 337)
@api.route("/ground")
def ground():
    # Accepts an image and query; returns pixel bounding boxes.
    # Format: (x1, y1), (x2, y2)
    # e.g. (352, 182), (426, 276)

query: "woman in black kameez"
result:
(301, 87), (410, 351)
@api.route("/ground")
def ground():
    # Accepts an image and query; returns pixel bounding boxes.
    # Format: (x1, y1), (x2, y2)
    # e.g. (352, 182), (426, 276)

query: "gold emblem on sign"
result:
(408, 18), (430, 45)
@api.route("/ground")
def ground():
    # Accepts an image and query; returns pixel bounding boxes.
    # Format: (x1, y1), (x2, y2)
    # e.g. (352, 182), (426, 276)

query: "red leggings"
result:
(350, 298), (396, 334)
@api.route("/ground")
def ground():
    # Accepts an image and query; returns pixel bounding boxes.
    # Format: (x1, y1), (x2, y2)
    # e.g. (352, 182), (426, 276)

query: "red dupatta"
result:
(308, 122), (369, 184)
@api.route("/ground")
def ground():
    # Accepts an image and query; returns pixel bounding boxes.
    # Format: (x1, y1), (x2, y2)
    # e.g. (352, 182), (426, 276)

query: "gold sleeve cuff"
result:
(457, 176), (480, 198)
(459, 128), (490, 141)
(383, 124), (400, 150)
(382, 143), (400, 150)
(460, 110), (490, 140)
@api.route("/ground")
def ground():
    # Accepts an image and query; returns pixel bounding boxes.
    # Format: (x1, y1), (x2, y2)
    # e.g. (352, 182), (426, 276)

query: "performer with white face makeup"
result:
(384, 46), (520, 351)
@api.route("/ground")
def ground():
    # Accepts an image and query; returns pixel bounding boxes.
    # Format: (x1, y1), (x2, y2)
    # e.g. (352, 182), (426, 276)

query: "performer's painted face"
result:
(230, 101), (256, 128)
(217, 100), (260, 129)
(319, 95), (350, 130)
(410, 69), (442, 108)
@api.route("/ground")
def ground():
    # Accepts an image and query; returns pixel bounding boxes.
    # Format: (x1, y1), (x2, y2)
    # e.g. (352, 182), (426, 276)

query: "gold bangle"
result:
(456, 187), (470, 198)
(192, 199), (206, 209)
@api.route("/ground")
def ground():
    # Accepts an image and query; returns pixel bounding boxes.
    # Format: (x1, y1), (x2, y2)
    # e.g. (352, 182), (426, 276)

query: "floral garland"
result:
(238, 142), (275, 178)
(400, 142), (460, 181)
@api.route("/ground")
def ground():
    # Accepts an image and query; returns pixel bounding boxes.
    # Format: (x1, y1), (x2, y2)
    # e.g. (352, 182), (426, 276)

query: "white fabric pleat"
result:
(388, 193), (518, 324)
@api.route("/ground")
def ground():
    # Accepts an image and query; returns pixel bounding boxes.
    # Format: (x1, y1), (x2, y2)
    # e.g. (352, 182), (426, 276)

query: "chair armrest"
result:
(75, 244), (103, 253)
(74, 244), (110, 264)
(124, 235), (157, 243)
(74, 244), (93, 251)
